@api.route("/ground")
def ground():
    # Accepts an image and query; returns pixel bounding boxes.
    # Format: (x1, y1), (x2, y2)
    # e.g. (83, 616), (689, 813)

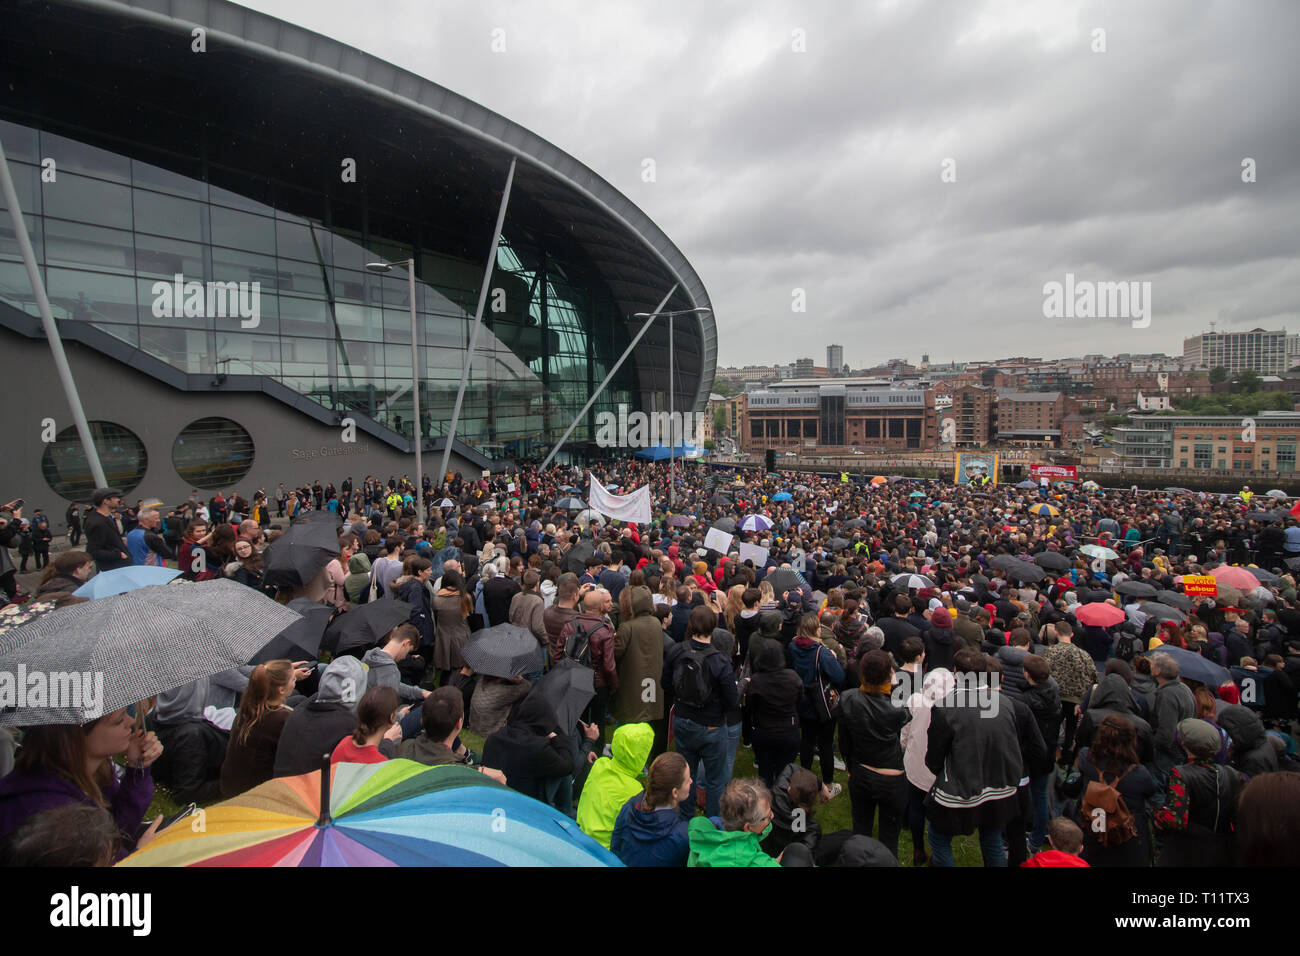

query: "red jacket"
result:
(559, 612), (619, 691)
(1020, 850), (1089, 867)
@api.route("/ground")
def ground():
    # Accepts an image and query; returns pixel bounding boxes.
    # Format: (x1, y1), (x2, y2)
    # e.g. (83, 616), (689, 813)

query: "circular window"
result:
(172, 417), (255, 490)
(41, 421), (148, 503)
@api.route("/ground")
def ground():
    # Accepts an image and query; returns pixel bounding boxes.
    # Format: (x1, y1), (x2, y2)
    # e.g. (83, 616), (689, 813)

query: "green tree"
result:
(703, 439), (716, 451)
(713, 406), (728, 435)
(714, 380), (739, 398)
(1209, 366), (1228, 383)
(1237, 368), (1261, 393)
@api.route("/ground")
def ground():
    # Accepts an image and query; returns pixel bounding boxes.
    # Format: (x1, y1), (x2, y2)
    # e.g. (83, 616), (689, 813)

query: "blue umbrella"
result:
(74, 564), (181, 598)
(909, 491), (926, 498)
(772, 492), (792, 502)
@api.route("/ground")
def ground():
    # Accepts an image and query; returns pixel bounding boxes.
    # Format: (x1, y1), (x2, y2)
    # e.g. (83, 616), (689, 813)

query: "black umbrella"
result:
(1004, 562), (1047, 583)
(1142, 644), (1229, 686)
(1246, 511), (1282, 523)
(0, 580), (302, 725)
(529, 659), (594, 734)
(711, 517), (737, 533)
(323, 598), (413, 655)
(462, 624), (545, 678)
(667, 514), (693, 528)
(1115, 581), (1158, 598)
(1076, 588), (1112, 604)
(1155, 590), (1195, 611)
(250, 597), (333, 665)
(1139, 602), (1187, 623)
(563, 540), (595, 575)
(765, 568), (805, 595)
(969, 574), (990, 589)
(1248, 566), (1280, 584)
(828, 537), (851, 552)
(555, 496), (586, 510)
(842, 518), (867, 531)
(711, 494), (733, 507)
(1034, 551), (1072, 572)
(262, 520), (342, 588)
(1286, 556), (1300, 573)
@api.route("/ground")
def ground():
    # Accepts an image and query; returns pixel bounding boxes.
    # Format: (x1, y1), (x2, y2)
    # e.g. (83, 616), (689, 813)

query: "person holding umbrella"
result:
(0, 709), (164, 862)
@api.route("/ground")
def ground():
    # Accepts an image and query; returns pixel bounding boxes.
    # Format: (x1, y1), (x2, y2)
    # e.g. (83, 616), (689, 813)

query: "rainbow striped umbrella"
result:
(118, 760), (621, 867)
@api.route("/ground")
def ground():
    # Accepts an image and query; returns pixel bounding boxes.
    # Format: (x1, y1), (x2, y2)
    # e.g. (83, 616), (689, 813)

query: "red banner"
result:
(1030, 464), (1078, 481)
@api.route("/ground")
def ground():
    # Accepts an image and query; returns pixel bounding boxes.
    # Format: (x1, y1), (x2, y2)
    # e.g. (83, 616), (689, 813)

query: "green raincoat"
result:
(575, 722), (653, 849)
(687, 816), (781, 867)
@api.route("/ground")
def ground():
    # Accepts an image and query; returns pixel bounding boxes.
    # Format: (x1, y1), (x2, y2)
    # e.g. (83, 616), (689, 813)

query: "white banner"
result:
(704, 527), (734, 554)
(588, 473), (651, 525)
(739, 542), (770, 568)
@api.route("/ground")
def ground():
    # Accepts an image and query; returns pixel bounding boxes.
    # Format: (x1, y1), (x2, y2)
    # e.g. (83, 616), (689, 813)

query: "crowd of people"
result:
(1, 458), (1299, 867)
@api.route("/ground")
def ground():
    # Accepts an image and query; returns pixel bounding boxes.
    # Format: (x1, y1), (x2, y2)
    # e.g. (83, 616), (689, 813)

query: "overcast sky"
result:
(239, 0), (1299, 369)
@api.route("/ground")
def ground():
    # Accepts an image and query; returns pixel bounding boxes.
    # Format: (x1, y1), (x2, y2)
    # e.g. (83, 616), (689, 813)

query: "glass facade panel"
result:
(43, 172), (132, 230)
(0, 114), (646, 458)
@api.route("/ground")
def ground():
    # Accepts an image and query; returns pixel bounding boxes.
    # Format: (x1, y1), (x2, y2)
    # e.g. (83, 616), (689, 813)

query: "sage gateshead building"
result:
(0, 0), (715, 508)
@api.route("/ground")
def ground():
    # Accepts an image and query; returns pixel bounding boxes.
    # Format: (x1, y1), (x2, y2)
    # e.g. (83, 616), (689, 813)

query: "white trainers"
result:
(833, 757), (846, 772)
(825, 782), (843, 800)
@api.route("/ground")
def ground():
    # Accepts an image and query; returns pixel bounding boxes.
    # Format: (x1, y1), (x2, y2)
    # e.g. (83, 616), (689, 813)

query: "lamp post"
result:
(365, 259), (421, 507)
(631, 307), (711, 507)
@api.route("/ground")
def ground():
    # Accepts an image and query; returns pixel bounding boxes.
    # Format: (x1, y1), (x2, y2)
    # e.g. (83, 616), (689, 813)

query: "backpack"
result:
(1079, 766), (1137, 847)
(1114, 632), (1143, 663)
(672, 642), (718, 710)
(564, 620), (595, 669)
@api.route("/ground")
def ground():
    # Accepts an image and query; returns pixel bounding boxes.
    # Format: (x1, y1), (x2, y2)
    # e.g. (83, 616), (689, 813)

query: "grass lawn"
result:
(144, 727), (986, 866)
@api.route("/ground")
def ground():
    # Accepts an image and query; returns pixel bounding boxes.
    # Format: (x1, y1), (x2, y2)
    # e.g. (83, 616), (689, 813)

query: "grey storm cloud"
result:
(239, 0), (1299, 367)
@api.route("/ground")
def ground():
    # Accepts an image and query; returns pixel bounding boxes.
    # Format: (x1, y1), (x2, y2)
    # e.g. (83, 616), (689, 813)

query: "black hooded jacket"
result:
(1075, 673), (1154, 764)
(482, 695), (589, 801)
(746, 639), (803, 737)
(1217, 704), (1278, 777)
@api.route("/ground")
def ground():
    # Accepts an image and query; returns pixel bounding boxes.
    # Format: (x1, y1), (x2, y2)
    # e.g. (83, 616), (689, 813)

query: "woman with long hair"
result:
(220, 660), (298, 797)
(1074, 713), (1159, 866)
(35, 550), (93, 597)
(330, 686), (402, 764)
(655, 574), (677, 607)
(0, 709), (163, 861)
(324, 532), (358, 611)
(609, 752), (692, 867)
(722, 584), (745, 633)
(433, 567), (473, 686)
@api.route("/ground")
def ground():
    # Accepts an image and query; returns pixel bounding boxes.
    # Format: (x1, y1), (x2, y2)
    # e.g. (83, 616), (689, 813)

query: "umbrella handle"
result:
(316, 754), (332, 827)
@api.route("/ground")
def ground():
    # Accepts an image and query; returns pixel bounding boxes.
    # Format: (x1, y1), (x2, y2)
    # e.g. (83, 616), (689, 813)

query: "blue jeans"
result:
(674, 715), (727, 819)
(722, 721), (741, 782)
(1029, 774), (1051, 849)
(929, 826), (1008, 868)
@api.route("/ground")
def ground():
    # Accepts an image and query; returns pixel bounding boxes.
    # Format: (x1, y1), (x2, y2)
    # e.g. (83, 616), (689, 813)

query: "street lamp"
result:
(365, 259), (421, 507)
(632, 307), (712, 507)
